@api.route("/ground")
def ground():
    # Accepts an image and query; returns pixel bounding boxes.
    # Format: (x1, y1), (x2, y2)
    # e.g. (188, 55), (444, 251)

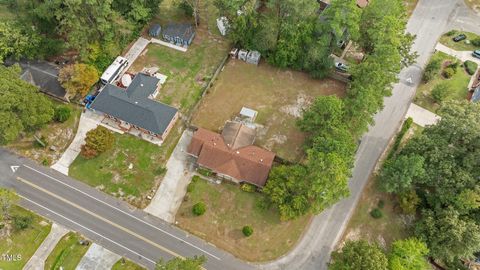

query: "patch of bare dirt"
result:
(280, 93), (312, 118)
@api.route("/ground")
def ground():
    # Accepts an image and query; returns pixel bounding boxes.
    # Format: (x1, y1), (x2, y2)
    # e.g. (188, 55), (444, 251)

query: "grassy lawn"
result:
(129, 0), (230, 113)
(112, 258), (146, 270)
(44, 232), (90, 270)
(7, 101), (82, 166)
(176, 178), (311, 262)
(0, 206), (52, 269)
(414, 52), (471, 113)
(439, 30), (480, 51)
(69, 132), (174, 208)
(191, 60), (346, 162)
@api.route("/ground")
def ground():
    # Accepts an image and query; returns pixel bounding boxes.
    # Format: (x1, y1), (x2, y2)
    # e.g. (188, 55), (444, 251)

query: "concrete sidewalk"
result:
(144, 130), (193, 223)
(435, 43), (480, 64)
(23, 223), (69, 270)
(151, 38), (188, 52)
(405, 103), (441, 127)
(76, 243), (121, 270)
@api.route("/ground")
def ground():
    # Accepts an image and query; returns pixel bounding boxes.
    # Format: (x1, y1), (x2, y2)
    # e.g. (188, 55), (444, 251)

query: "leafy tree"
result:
(0, 65), (54, 144)
(59, 64), (99, 98)
(0, 188), (19, 223)
(81, 126), (115, 159)
(175, 0), (200, 26)
(156, 255), (206, 270)
(0, 21), (41, 61)
(192, 202), (206, 216)
(329, 240), (388, 270)
(431, 83), (450, 103)
(415, 208), (480, 263)
(297, 96), (344, 138)
(388, 238), (429, 270)
(398, 189), (420, 215)
(380, 155), (425, 194)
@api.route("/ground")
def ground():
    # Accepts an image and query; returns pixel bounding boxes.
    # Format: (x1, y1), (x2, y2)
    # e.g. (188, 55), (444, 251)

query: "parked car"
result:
(335, 62), (348, 72)
(453, 34), (467, 42)
(473, 50), (480, 59)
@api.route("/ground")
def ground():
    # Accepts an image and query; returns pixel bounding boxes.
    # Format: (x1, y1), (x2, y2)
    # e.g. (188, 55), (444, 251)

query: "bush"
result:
(240, 183), (256, 193)
(178, 0), (194, 17)
(442, 67), (455, 78)
(447, 61), (459, 70)
(464, 60), (478, 75)
(54, 105), (72, 123)
(197, 168), (212, 177)
(13, 215), (32, 230)
(370, 208), (383, 219)
(192, 202), (206, 216)
(80, 126), (115, 159)
(154, 167), (167, 176)
(422, 59), (441, 82)
(242, 225), (253, 237)
(388, 117), (413, 159)
(432, 83), (450, 103)
(398, 189), (420, 214)
(377, 200), (385, 209)
(471, 38), (480, 47)
(445, 30), (457, 36)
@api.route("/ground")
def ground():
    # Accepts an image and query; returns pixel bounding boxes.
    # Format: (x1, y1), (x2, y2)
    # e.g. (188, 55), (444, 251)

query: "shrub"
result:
(388, 117), (413, 159)
(442, 67), (455, 78)
(242, 226), (253, 237)
(241, 183), (256, 193)
(432, 83), (450, 103)
(187, 182), (195, 193)
(192, 202), (206, 216)
(378, 200), (385, 209)
(370, 208), (383, 219)
(398, 189), (420, 214)
(80, 126), (115, 159)
(54, 105), (72, 123)
(471, 38), (480, 47)
(447, 61), (459, 70)
(13, 215), (32, 230)
(154, 167), (167, 176)
(422, 59), (441, 82)
(464, 60), (478, 75)
(197, 168), (212, 177)
(445, 30), (457, 36)
(178, 0), (194, 17)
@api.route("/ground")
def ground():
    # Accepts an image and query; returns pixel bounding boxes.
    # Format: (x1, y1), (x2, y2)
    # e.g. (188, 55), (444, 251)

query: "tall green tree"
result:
(0, 21), (41, 61)
(380, 155), (425, 194)
(388, 238), (430, 270)
(329, 240), (388, 270)
(155, 256), (206, 270)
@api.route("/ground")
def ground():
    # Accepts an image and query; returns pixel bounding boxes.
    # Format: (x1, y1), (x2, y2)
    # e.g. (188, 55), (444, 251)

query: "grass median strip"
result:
(44, 232), (89, 270)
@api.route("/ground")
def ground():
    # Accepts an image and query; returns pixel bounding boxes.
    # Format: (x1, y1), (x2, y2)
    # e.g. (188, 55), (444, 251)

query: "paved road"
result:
(261, 0), (464, 269)
(0, 149), (252, 270)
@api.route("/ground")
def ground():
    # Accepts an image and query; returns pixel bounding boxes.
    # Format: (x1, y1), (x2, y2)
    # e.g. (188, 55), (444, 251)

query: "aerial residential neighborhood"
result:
(0, 0), (480, 270)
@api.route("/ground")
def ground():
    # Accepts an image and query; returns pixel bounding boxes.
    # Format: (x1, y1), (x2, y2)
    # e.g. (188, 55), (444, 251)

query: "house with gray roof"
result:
(89, 73), (178, 141)
(162, 23), (196, 47)
(472, 86), (480, 103)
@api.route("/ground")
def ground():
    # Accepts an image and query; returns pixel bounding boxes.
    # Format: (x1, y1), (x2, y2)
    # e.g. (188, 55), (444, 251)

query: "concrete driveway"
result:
(435, 43), (480, 64)
(144, 130), (193, 223)
(405, 103), (441, 127)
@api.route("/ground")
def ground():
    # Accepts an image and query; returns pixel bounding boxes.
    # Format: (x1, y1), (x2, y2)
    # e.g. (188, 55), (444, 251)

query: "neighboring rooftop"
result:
(222, 121), (256, 150)
(7, 60), (67, 101)
(472, 86), (480, 103)
(91, 73), (178, 135)
(163, 23), (195, 41)
(187, 127), (275, 187)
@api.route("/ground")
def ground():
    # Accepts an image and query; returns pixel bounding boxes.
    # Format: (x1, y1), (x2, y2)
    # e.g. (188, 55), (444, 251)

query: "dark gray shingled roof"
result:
(163, 23), (195, 41)
(91, 73), (178, 135)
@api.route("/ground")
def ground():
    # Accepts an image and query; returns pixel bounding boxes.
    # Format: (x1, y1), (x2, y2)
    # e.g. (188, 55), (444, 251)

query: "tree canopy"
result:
(59, 64), (99, 99)
(388, 238), (430, 270)
(329, 240), (388, 270)
(0, 65), (54, 144)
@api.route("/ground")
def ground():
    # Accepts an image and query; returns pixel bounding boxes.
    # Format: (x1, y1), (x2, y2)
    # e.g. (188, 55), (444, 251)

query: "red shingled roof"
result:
(187, 128), (275, 187)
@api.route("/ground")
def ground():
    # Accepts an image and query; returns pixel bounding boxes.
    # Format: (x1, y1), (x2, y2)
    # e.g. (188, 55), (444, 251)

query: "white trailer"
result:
(100, 56), (129, 85)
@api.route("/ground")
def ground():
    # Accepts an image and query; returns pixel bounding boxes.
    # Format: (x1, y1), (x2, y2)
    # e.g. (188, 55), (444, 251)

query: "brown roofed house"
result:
(187, 125), (275, 187)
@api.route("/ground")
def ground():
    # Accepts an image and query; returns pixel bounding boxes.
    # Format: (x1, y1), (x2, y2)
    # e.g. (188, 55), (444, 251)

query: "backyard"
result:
(69, 131), (179, 208)
(414, 52), (471, 112)
(8, 102), (82, 166)
(191, 60), (346, 162)
(0, 206), (52, 269)
(44, 232), (90, 270)
(129, 0), (230, 113)
(176, 177), (311, 262)
(439, 30), (480, 51)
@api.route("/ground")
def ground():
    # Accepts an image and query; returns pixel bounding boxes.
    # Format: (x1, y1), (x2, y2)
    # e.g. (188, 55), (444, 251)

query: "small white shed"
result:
(216, 17), (229, 36)
(240, 107), (258, 122)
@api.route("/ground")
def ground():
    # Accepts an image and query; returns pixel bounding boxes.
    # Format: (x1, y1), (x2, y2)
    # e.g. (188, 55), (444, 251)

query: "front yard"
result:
(0, 206), (52, 269)
(439, 30), (480, 51)
(8, 101), (82, 166)
(191, 60), (346, 162)
(44, 232), (90, 270)
(69, 131), (179, 208)
(176, 178), (311, 262)
(414, 52), (471, 112)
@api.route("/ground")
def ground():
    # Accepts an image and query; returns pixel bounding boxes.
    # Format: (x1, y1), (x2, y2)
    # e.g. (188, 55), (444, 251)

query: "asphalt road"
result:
(0, 149), (253, 270)
(260, 0), (465, 269)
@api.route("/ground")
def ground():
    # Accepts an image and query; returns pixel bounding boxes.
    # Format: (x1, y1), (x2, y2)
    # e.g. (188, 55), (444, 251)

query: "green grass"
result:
(415, 52), (471, 112)
(112, 258), (146, 270)
(70, 132), (173, 208)
(439, 30), (480, 51)
(0, 3), (16, 21)
(176, 178), (310, 262)
(44, 232), (90, 270)
(0, 206), (52, 269)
